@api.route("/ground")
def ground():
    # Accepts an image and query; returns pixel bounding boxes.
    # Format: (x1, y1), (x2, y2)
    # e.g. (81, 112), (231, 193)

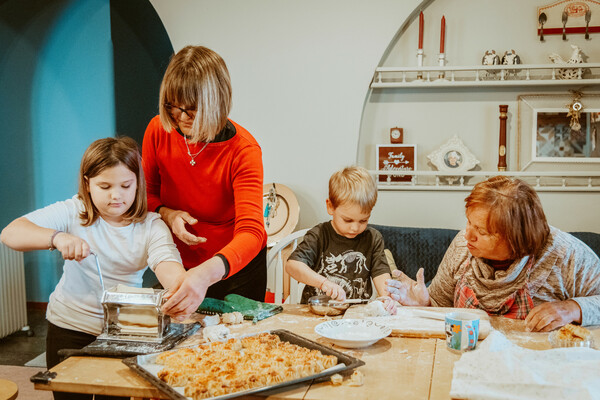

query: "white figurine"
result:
(502, 49), (521, 79)
(548, 45), (585, 79)
(481, 50), (500, 79)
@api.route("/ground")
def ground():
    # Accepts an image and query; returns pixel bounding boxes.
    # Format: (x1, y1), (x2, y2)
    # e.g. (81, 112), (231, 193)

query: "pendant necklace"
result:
(184, 138), (209, 166)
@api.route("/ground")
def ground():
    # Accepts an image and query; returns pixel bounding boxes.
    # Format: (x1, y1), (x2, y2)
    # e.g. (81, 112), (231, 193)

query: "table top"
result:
(35, 305), (600, 400)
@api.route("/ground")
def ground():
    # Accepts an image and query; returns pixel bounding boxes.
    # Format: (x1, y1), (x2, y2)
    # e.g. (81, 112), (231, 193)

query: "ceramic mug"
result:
(445, 312), (480, 352)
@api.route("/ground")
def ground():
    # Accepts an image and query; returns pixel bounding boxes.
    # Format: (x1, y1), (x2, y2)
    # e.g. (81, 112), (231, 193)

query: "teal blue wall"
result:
(0, 0), (172, 302)
(1, 0), (115, 302)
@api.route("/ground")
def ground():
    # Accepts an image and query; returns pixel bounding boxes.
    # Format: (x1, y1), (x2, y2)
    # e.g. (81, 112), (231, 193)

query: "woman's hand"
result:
(378, 295), (398, 315)
(160, 207), (207, 246)
(386, 268), (431, 306)
(53, 232), (90, 261)
(524, 300), (582, 332)
(161, 268), (211, 319)
(321, 280), (346, 301)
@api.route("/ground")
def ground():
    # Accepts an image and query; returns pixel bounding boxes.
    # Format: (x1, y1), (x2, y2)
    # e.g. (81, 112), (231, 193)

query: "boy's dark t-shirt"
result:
(288, 222), (391, 303)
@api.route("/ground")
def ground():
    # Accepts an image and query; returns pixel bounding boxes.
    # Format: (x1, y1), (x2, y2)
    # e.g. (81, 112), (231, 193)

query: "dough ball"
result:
(330, 373), (343, 386)
(348, 370), (364, 386)
(365, 300), (389, 317)
(221, 311), (244, 325)
(199, 314), (221, 327)
(202, 325), (231, 342)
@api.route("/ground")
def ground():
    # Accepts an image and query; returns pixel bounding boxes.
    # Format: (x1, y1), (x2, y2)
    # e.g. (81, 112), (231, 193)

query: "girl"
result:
(1, 137), (202, 396)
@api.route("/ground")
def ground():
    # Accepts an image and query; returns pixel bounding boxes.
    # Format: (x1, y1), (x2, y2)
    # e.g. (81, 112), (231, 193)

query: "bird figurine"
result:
(482, 50), (500, 79)
(548, 45), (585, 80)
(502, 49), (521, 79)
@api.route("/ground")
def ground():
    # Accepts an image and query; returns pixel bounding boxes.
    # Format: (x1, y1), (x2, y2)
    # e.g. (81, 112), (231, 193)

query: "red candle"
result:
(440, 16), (446, 54)
(418, 11), (424, 49)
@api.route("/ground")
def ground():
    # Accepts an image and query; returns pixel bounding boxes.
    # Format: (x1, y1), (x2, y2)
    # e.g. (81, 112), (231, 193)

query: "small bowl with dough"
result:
(308, 295), (350, 316)
(315, 319), (392, 348)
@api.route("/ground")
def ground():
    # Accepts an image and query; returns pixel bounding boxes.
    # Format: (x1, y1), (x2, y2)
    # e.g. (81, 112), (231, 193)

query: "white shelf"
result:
(371, 170), (600, 192)
(371, 63), (600, 88)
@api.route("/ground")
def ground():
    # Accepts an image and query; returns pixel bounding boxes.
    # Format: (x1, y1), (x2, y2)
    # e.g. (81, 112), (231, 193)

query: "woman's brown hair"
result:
(78, 137), (147, 226)
(159, 45), (232, 143)
(465, 176), (550, 259)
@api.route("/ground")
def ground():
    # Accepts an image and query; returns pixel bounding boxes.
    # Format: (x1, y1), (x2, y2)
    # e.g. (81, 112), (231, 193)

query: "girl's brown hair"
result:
(465, 176), (550, 259)
(78, 137), (147, 226)
(329, 166), (378, 213)
(159, 45), (232, 143)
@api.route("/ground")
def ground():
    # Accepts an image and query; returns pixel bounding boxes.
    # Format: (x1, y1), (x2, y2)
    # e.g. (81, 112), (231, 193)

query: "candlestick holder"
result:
(498, 105), (508, 171)
(416, 49), (424, 80)
(436, 53), (447, 81)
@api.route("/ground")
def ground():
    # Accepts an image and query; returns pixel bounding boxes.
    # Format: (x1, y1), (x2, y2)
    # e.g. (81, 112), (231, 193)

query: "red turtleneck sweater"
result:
(142, 116), (266, 278)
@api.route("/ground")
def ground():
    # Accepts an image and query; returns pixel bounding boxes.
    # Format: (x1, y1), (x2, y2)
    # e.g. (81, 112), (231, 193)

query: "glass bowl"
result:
(548, 330), (595, 349)
(308, 295), (350, 316)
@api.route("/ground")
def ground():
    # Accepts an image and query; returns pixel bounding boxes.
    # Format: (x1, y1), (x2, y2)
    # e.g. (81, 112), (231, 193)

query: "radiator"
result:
(0, 243), (28, 338)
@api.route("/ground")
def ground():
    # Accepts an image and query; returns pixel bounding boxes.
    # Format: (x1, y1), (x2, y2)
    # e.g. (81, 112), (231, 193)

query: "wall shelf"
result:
(371, 63), (600, 88)
(371, 170), (600, 192)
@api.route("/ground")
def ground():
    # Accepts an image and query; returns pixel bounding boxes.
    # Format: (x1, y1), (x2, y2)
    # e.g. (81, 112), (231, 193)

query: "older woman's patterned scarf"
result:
(453, 255), (535, 319)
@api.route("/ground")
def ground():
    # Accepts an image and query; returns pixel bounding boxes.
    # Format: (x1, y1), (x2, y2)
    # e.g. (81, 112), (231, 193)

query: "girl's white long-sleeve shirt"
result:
(25, 195), (181, 335)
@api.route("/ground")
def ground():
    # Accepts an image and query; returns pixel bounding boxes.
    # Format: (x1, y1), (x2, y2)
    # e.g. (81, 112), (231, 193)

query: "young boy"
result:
(285, 166), (396, 312)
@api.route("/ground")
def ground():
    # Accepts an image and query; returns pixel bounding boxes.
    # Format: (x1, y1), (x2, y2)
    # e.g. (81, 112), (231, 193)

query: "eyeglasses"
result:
(164, 103), (196, 119)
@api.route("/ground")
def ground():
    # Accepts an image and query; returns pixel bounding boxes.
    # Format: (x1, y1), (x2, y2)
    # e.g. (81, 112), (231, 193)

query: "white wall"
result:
(359, 0), (600, 233)
(150, 0), (420, 229)
(150, 0), (600, 234)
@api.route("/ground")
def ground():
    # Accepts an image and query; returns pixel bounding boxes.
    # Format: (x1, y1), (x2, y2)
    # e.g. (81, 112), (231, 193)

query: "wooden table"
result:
(34, 305), (600, 400)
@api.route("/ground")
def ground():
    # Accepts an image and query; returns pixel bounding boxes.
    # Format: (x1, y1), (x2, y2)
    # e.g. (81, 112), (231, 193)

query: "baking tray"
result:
(122, 329), (365, 400)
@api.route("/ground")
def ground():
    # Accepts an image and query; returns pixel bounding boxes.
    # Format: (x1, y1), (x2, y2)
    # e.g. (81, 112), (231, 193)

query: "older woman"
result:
(387, 176), (600, 332)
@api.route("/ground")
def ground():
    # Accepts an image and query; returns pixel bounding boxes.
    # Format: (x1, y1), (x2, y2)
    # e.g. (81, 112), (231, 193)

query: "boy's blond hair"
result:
(328, 166), (377, 213)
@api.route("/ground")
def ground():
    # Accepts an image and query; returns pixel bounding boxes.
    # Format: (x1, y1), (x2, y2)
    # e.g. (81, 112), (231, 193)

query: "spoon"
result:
(539, 12), (547, 41)
(585, 10), (591, 40)
(562, 11), (568, 40)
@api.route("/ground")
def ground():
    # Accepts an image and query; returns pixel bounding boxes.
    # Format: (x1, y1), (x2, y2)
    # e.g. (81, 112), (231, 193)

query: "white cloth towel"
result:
(450, 330), (600, 400)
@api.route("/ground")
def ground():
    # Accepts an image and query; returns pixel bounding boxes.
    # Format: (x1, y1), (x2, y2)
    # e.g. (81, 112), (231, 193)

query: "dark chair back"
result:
(569, 232), (600, 258)
(370, 224), (459, 284)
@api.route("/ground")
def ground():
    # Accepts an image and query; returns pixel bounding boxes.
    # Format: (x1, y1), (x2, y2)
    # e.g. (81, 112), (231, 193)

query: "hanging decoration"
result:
(566, 90), (584, 131)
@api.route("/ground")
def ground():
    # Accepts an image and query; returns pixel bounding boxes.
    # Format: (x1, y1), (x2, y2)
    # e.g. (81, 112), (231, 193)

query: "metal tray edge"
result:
(122, 328), (365, 400)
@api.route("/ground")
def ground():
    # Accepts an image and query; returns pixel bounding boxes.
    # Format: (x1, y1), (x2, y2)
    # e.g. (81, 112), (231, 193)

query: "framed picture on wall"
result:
(518, 94), (600, 171)
(426, 135), (479, 174)
(376, 144), (416, 183)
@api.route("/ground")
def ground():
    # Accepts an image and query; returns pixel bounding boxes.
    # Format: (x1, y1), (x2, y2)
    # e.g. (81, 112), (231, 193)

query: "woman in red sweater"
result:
(142, 46), (267, 308)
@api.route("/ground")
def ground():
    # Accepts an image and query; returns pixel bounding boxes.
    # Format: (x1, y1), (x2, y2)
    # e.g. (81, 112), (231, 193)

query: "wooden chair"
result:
(266, 229), (309, 304)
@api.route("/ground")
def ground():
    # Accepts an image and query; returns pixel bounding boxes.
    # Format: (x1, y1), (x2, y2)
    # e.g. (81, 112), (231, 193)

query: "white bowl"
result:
(315, 319), (392, 348)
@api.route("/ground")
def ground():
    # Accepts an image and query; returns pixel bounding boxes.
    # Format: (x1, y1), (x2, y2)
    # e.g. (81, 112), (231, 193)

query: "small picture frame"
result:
(427, 135), (480, 173)
(376, 144), (416, 183)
